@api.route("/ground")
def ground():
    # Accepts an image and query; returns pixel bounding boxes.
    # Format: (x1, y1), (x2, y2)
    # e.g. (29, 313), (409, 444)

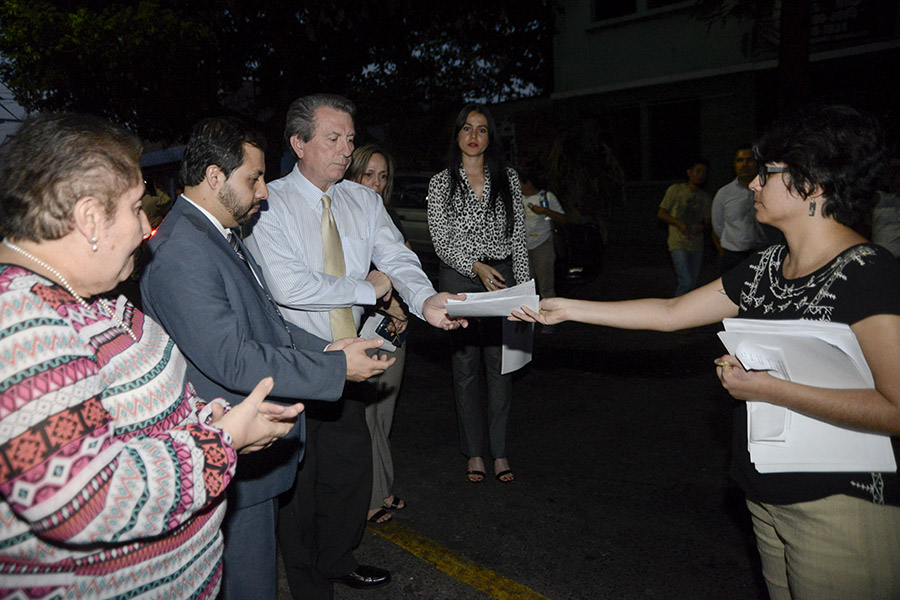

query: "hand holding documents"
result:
(445, 279), (539, 318)
(445, 280), (538, 374)
(718, 318), (896, 474)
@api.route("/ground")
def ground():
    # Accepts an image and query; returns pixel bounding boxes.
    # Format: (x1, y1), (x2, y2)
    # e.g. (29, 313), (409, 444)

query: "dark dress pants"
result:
(222, 499), (277, 600)
(439, 260), (513, 459)
(277, 386), (373, 600)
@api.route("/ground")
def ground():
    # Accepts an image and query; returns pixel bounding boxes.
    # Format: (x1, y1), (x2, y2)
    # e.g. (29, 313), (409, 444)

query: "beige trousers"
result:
(365, 344), (406, 510)
(747, 494), (900, 600)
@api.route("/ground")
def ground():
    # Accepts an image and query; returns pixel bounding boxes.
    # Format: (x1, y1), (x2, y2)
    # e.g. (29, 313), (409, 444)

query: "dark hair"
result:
(685, 158), (709, 173)
(0, 113), (142, 242)
(180, 117), (267, 188)
(284, 94), (356, 152)
(345, 144), (395, 203)
(517, 162), (542, 188)
(754, 105), (888, 229)
(446, 104), (514, 235)
(734, 144), (754, 157)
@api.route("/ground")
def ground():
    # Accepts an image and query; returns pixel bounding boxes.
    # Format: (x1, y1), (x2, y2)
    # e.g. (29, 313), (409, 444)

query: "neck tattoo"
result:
(3, 240), (137, 341)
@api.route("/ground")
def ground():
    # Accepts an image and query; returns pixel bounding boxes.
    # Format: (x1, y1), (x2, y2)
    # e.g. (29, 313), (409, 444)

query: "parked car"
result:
(391, 172), (438, 281)
(390, 172), (433, 256)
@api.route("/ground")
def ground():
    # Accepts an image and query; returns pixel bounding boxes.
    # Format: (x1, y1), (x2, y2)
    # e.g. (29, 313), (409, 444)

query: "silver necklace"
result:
(3, 240), (138, 341)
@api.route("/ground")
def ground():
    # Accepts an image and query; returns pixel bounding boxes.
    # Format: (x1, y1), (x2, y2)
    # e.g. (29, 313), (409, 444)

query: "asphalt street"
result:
(276, 243), (769, 600)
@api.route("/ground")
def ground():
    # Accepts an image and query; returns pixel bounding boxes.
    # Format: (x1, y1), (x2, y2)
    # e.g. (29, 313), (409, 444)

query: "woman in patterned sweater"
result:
(427, 104), (528, 484)
(514, 106), (900, 599)
(0, 114), (303, 599)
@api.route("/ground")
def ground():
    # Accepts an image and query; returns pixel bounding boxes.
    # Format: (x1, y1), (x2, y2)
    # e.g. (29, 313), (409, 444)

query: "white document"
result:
(718, 319), (896, 473)
(501, 320), (533, 374)
(445, 279), (539, 317)
(444, 280), (536, 374)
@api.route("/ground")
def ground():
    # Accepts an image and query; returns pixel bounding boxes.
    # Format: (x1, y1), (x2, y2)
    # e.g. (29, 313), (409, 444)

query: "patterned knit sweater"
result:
(0, 265), (237, 599)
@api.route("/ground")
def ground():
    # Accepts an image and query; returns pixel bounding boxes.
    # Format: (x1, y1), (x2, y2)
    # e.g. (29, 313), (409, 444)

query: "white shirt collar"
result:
(181, 194), (230, 239)
(289, 164), (340, 209)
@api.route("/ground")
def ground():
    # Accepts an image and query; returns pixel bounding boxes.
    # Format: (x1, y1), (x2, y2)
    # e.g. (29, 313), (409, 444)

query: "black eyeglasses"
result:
(758, 164), (789, 186)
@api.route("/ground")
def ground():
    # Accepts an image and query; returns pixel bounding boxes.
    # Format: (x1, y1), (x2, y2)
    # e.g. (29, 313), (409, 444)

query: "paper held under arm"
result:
(718, 318), (896, 473)
(445, 279), (540, 317)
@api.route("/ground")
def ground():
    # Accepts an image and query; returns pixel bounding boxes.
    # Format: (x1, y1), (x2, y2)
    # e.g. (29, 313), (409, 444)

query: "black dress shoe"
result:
(330, 565), (391, 589)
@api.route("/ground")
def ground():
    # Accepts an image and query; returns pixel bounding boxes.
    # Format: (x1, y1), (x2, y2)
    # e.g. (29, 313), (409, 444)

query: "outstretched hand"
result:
(423, 292), (468, 330)
(510, 297), (569, 325)
(213, 377), (304, 454)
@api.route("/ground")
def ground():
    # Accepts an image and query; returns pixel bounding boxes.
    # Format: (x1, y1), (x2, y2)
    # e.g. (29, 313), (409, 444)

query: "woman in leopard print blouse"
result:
(427, 104), (528, 484)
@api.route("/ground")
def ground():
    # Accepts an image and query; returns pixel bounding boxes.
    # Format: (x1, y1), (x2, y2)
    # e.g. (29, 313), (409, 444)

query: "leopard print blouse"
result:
(426, 166), (530, 285)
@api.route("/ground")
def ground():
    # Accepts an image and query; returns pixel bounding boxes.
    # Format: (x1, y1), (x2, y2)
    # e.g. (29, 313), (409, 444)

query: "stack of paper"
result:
(718, 318), (896, 473)
(445, 279), (539, 317)
(444, 279), (538, 375)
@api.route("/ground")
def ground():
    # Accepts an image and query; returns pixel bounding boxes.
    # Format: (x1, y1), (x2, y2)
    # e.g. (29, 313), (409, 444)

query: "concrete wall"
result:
(554, 0), (757, 96)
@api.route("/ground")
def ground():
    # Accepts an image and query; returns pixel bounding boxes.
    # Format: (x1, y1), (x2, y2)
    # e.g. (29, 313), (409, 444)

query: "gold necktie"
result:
(321, 194), (357, 340)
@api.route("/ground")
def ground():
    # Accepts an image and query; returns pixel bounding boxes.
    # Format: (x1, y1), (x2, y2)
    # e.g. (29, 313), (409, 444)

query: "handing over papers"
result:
(445, 279), (538, 374)
(718, 318), (896, 473)
(445, 279), (540, 318)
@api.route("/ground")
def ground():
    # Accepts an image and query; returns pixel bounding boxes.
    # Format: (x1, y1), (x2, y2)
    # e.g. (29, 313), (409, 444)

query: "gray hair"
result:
(0, 113), (142, 242)
(284, 94), (356, 151)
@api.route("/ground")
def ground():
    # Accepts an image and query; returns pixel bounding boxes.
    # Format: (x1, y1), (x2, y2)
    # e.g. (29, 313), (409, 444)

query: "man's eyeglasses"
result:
(758, 164), (789, 186)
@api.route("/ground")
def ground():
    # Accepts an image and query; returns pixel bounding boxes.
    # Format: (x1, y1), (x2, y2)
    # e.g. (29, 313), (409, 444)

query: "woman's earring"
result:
(91, 236), (98, 252)
(808, 200), (817, 217)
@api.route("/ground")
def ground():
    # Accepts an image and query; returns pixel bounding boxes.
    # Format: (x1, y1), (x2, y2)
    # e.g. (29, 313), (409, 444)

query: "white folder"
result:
(718, 318), (896, 473)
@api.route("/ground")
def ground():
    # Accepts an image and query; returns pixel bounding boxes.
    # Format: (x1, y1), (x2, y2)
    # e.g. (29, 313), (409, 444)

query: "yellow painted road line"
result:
(368, 521), (552, 600)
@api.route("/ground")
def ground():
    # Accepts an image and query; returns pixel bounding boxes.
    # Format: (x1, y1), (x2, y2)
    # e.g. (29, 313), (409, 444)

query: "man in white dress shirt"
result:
(244, 94), (463, 599)
(711, 145), (776, 274)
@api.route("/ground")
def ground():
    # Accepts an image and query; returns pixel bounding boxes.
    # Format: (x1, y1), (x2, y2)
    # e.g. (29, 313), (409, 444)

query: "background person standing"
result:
(657, 158), (712, 296)
(345, 144), (410, 525)
(712, 145), (775, 274)
(427, 103), (529, 484)
(519, 165), (566, 305)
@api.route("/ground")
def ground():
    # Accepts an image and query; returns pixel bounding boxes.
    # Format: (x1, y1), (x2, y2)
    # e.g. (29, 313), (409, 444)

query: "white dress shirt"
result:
(244, 165), (437, 340)
(711, 179), (767, 253)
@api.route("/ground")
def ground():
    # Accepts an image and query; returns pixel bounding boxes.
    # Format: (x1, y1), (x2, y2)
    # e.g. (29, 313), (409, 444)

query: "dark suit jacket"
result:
(141, 197), (346, 509)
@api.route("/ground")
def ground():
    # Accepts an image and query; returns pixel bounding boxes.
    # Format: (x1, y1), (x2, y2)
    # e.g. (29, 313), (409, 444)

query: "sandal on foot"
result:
(367, 508), (393, 524)
(382, 496), (405, 510)
(466, 470), (486, 483)
(495, 469), (514, 483)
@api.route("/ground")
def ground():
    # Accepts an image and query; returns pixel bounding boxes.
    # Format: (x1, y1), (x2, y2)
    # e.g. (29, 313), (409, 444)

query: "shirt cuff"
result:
(358, 280), (377, 305)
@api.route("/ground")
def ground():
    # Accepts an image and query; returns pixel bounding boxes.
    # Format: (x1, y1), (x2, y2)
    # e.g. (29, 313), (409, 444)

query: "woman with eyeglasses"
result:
(513, 105), (900, 599)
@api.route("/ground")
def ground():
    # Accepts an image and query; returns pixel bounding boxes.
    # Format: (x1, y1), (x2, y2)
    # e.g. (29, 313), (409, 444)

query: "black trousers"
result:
(277, 386), (373, 600)
(439, 260), (514, 459)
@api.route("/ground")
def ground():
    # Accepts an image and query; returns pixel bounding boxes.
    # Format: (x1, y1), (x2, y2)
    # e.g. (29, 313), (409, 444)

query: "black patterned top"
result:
(426, 166), (530, 285)
(722, 243), (900, 506)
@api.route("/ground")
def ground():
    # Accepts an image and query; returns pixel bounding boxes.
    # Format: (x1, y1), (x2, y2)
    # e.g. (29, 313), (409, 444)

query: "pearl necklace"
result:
(3, 240), (138, 341)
